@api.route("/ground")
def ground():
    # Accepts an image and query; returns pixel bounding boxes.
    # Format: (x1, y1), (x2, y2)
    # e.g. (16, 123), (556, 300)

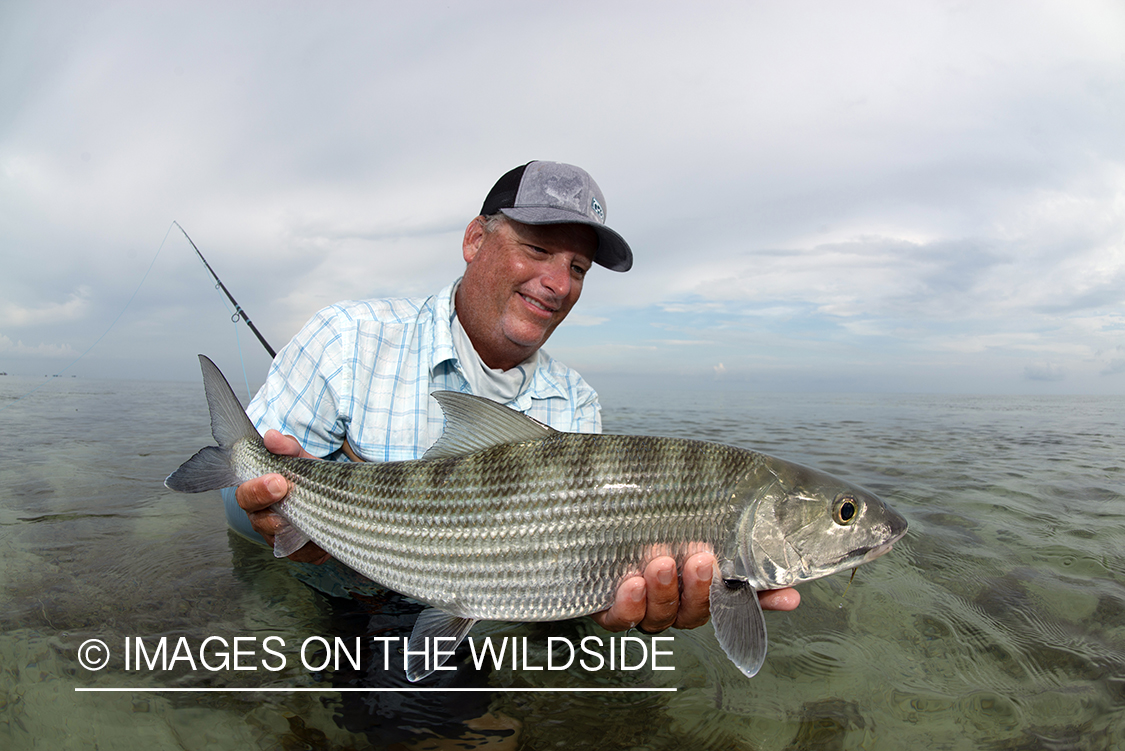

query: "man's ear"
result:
(463, 216), (486, 263)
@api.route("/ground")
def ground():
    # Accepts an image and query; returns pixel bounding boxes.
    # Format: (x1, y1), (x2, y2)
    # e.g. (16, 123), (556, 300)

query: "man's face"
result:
(456, 216), (598, 371)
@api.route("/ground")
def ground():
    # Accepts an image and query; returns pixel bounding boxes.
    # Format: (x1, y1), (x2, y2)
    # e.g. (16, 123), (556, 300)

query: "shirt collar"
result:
(509, 350), (569, 410)
(429, 280), (459, 374)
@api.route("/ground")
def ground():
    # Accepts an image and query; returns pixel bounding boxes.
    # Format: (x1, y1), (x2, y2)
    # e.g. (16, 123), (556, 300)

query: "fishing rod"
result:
(174, 221), (276, 358)
(176, 222), (364, 461)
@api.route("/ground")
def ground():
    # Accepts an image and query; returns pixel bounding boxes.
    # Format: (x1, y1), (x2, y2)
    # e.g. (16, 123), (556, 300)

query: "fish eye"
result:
(833, 496), (859, 525)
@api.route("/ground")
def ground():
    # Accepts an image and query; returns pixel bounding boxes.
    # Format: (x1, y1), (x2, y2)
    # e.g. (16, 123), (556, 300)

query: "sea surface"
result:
(1, 375), (1122, 750)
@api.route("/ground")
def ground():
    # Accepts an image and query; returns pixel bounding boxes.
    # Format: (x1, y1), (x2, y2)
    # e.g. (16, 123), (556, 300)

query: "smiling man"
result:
(230, 161), (799, 638)
(456, 217), (596, 371)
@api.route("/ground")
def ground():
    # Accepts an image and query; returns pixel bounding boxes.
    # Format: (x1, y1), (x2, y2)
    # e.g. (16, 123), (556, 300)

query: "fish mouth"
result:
(861, 542), (896, 563)
(859, 524), (908, 563)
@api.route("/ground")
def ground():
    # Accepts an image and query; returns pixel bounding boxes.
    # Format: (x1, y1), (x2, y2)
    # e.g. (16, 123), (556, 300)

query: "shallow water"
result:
(1, 376), (1123, 749)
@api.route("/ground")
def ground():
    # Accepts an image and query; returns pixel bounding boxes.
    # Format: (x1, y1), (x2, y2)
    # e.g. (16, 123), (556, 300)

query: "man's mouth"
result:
(520, 293), (558, 314)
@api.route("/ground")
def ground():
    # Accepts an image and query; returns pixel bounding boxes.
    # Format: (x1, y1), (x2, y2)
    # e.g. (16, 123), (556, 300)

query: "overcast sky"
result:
(2, 1), (1123, 394)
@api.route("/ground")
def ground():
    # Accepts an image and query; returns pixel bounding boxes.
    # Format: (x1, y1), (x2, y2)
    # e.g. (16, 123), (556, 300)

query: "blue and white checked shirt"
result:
(246, 281), (602, 462)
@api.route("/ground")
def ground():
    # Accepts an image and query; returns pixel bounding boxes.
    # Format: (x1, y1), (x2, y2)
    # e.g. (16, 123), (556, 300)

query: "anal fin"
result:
(405, 608), (478, 682)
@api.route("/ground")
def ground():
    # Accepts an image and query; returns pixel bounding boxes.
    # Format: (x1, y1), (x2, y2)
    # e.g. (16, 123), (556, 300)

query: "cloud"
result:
(650, 338), (720, 347)
(0, 288), (91, 327)
(562, 313), (609, 328)
(0, 1), (1122, 392)
(1101, 359), (1125, 376)
(1024, 362), (1067, 382)
(0, 333), (77, 358)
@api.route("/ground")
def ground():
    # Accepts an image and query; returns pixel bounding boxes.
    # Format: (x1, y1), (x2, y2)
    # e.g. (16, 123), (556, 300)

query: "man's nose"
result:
(539, 256), (573, 298)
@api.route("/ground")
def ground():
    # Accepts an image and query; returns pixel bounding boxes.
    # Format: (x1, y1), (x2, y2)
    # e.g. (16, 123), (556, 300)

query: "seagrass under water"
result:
(4, 375), (1122, 749)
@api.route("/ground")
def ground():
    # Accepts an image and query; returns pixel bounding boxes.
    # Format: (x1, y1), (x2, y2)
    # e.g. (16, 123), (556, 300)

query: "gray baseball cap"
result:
(480, 161), (633, 272)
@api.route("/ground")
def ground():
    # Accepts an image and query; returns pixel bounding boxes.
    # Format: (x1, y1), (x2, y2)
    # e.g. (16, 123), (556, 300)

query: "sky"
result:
(2, 1), (1123, 395)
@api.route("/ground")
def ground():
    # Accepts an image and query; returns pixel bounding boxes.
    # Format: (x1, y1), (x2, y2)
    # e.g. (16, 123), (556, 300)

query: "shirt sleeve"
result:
(246, 305), (352, 458)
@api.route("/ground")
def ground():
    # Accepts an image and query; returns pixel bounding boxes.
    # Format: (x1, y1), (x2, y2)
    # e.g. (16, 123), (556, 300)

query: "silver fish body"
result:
(167, 355), (908, 681)
(241, 432), (752, 621)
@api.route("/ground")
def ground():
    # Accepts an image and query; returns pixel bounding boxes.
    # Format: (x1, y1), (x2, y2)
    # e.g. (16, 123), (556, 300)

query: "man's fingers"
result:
(589, 576), (646, 632)
(246, 501), (330, 564)
(262, 429), (313, 459)
(235, 473), (290, 513)
(281, 540), (330, 564)
(636, 557), (680, 634)
(673, 553), (714, 629)
(759, 587), (801, 611)
(235, 431), (305, 514)
(246, 508), (282, 541)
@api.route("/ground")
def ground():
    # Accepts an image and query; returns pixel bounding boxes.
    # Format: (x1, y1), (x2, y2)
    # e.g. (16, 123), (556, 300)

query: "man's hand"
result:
(590, 552), (801, 633)
(234, 429), (330, 564)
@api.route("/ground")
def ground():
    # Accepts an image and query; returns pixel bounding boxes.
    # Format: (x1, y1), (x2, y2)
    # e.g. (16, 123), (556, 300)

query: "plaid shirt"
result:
(246, 281), (602, 462)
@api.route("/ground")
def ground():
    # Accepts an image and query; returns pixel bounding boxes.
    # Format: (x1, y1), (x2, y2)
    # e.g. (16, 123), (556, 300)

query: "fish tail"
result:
(164, 355), (259, 493)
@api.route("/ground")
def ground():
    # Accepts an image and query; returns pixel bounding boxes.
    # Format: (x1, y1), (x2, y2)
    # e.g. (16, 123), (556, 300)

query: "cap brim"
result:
(499, 207), (633, 272)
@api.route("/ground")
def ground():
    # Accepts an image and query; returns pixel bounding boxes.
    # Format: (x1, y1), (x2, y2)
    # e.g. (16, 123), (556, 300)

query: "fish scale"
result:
(167, 355), (907, 681)
(242, 434), (749, 621)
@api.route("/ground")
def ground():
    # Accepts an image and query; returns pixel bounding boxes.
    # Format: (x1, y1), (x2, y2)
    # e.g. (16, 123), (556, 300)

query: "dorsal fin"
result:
(423, 391), (555, 460)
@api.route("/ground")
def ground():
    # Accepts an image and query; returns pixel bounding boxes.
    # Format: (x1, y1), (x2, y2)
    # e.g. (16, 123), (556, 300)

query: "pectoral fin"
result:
(405, 608), (478, 682)
(710, 565), (768, 678)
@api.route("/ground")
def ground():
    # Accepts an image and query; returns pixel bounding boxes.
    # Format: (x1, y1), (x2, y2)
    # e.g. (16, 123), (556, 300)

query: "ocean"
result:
(1, 374), (1122, 750)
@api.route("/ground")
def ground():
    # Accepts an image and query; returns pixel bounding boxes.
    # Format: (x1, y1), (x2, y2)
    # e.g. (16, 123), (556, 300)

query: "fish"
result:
(166, 355), (908, 681)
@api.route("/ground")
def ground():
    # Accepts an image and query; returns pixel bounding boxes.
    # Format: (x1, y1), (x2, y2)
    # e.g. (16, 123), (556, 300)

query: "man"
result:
(233, 161), (800, 634)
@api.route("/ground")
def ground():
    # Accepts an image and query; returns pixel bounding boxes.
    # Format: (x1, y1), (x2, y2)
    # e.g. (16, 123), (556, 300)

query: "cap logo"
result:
(591, 196), (604, 222)
(540, 174), (585, 213)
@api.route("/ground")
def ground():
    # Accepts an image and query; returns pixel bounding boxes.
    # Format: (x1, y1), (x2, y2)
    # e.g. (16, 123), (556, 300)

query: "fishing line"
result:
(2, 222), (271, 411)
(0, 222), (176, 413)
(204, 289), (253, 401)
(838, 568), (858, 608)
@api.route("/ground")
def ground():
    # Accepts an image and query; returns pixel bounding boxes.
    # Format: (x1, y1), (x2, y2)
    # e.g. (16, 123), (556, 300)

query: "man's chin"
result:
(503, 328), (553, 357)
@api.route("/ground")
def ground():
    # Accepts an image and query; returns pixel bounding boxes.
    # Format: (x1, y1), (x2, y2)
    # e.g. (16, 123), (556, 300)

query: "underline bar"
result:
(76, 686), (678, 693)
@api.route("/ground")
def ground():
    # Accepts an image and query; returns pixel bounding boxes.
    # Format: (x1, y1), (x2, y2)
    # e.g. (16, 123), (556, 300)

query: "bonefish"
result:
(167, 355), (908, 681)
